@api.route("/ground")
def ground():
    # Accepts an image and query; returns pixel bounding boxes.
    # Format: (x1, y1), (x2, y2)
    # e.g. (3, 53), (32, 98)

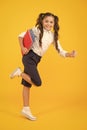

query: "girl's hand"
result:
(22, 47), (29, 55)
(71, 50), (77, 57)
(66, 50), (77, 57)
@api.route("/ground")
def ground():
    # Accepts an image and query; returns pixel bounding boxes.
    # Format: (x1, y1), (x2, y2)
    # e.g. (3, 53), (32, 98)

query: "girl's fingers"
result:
(71, 50), (77, 57)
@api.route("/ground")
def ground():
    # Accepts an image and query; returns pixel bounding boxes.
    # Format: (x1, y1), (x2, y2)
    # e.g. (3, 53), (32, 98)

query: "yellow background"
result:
(0, 0), (87, 129)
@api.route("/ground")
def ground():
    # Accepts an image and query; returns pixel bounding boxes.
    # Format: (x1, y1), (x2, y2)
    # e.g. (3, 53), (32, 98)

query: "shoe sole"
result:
(10, 68), (20, 78)
(21, 111), (37, 121)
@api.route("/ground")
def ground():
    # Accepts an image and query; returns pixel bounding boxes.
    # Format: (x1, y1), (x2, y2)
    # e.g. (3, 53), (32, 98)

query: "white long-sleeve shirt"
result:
(18, 27), (67, 57)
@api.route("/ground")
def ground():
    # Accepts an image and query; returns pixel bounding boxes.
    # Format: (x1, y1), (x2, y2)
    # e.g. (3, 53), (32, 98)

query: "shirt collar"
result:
(43, 28), (51, 33)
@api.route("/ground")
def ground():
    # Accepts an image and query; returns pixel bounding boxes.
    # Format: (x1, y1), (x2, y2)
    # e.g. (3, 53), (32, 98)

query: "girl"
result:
(10, 12), (76, 121)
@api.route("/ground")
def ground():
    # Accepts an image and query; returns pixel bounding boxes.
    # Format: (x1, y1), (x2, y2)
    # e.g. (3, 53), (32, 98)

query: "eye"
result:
(50, 21), (53, 24)
(45, 20), (49, 23)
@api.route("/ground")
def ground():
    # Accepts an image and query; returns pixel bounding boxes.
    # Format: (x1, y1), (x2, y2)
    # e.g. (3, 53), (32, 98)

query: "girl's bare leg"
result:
(21, 85), (36, 120)
(10, 68), (36, 120)
(21, 72), (35, 85)
(23, 86), (30, 106)
(10, 68), (35, 86)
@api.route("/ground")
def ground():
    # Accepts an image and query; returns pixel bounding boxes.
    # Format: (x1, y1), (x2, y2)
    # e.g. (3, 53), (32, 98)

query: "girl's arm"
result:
(58, 40), (76, 58)
(18, 32), (29, 55)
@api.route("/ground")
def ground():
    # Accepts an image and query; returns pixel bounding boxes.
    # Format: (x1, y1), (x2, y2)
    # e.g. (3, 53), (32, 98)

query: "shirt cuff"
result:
(18, 32), (26, 38)
(59, 50), (67, 57)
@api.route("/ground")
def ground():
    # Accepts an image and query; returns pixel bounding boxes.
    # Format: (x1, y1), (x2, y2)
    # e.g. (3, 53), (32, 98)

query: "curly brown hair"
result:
(35, 12), (60, 52)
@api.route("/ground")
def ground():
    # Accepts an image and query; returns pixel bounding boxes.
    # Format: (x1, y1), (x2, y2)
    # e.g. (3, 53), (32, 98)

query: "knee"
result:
(33, 79), (42, 86)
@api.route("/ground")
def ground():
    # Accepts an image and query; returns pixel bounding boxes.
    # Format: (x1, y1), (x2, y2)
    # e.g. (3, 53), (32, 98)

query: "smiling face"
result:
(42, 16), (54, 31)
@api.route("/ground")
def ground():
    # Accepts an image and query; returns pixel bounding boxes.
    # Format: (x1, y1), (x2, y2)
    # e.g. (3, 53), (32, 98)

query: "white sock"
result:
(23, 106), (30, 111)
